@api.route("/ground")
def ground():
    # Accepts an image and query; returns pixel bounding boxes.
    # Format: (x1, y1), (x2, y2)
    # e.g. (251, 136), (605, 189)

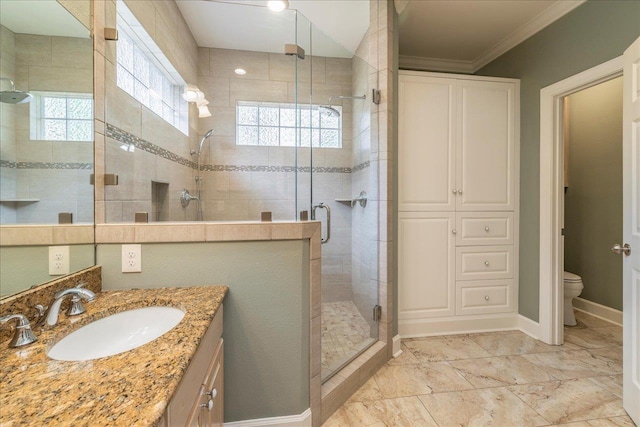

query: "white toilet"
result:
(564, 271), (584, 326)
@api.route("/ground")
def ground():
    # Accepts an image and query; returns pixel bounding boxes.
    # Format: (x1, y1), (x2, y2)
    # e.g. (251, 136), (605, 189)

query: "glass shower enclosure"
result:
(103, 0), (378, 383)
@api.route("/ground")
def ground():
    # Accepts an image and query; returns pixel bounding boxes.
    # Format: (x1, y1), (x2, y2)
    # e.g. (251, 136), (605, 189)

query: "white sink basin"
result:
(47, 306), (185, 361)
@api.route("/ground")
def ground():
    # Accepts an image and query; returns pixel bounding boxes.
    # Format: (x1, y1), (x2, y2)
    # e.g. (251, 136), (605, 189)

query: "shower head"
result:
(0, 78), (32, 104)
(197, 129), (214, 155)
(318, 94), (366, 118)
(318, 105), (341, 118)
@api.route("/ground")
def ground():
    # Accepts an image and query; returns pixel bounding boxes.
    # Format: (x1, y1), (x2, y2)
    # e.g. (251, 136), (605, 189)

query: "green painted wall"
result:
(565, 77), (623, 310)
(0, 244), (95, 297)
(97, 240), (310, 422)
(476, 0), (640, 321)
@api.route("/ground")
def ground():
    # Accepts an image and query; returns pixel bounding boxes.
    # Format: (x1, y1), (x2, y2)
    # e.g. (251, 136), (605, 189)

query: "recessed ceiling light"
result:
(234, 68), (247, 75)
(267, 0), (288, 12)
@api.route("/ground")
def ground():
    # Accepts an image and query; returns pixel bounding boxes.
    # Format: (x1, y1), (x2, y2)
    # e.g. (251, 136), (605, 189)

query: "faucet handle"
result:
(0, 313), (37, 348)
(67, 282), (93, 316)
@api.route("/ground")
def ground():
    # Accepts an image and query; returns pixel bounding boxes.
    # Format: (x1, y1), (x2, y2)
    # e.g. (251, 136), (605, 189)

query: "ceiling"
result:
(398, 0), (586, 73)
(176, 0), (369, 59)
(0, 0), (89, 38)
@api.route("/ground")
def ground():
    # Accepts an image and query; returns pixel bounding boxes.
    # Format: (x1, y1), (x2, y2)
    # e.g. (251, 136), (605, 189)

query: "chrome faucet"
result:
(0, 313), (38, 348)
(38, 286), (96, 327)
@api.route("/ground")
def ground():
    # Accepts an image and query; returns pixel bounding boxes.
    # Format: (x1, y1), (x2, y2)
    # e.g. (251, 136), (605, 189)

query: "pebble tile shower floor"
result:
(323, 310), (634, 426)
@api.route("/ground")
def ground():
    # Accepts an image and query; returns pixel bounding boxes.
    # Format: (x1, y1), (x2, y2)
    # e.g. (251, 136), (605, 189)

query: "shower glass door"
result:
(296, 13), (380, 382)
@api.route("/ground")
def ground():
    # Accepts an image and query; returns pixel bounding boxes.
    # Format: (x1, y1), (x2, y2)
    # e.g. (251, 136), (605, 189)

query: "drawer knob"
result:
(452, 189), (458, 194)
(452, 229), (457, 235)
(201, 399), (214, 411)
(458, 189), (463, 195)
(207, 388), (217, 398)
(484, 295), (490, 301)
(485, 226), (490, 232)
(484, 261), (490, 266)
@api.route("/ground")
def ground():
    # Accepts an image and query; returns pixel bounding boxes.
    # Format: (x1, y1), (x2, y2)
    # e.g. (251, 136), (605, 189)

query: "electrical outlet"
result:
(49, 246), (70, 275)
(122, 244), (142, 273)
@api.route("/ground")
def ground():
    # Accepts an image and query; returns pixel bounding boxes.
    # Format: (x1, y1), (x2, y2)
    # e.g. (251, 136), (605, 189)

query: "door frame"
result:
(538, 56), (623, 344)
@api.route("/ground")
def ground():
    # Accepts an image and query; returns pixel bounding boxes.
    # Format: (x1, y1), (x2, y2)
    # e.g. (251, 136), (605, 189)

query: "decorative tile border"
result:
(352, 160), (370, 172)
(106, 123), (370, 174)
(0, 160), (93, 170)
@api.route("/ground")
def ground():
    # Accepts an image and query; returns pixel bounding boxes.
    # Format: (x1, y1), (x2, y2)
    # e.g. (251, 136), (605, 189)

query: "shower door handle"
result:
(311, 203), (331, 244)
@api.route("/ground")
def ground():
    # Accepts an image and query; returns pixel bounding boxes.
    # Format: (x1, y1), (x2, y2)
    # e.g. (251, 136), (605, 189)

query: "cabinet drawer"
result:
(456, 280), (513, 315)
(456, 212), (513, 246)
(456, 245), (513, 280)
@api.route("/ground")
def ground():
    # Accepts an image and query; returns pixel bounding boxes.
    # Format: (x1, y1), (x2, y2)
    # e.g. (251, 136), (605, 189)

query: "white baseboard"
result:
(224, 409), (311, 427)
(392, 334), (402, 357)
(573, 297), (623, 326)
(399, 314), (519, 338)
(518, 314), (541, 340)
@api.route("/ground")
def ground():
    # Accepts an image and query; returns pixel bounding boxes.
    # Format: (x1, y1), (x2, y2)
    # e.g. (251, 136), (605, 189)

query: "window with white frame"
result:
(236, 102), (342, 148)
(30, 92), (93, 141)
(116, 4), (188, 135)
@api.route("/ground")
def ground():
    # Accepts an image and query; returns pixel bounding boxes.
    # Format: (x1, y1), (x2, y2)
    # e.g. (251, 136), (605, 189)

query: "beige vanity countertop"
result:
(0, 285), (228, 426)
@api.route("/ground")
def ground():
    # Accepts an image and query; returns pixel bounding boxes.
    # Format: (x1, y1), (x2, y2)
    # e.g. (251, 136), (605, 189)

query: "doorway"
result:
(538, 56), (623, 345)
(562, 77), (623, 331)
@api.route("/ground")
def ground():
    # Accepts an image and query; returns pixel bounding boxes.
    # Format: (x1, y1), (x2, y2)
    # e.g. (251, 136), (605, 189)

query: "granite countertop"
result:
(0, 285), (228, 426)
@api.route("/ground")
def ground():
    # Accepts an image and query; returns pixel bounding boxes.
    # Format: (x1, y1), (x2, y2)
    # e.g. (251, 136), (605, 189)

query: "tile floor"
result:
(322, 301), (376, 380)
(323, 310), (635, 427)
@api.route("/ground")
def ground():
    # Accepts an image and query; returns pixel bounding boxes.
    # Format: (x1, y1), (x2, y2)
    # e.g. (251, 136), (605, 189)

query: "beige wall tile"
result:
(135, 223), (205, 242)
(0, 226), (54, 246)
(52, 37), (92, 69)
(28, 65), (92, 93)
(229, 78), (288, 104)
(16, 35), (51, 67)
(210, 48), (270, 80)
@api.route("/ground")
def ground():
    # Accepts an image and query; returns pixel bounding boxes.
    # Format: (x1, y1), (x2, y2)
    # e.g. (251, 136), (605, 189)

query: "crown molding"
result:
(472, 0), (587, 71)
(399, 55), (474, 74)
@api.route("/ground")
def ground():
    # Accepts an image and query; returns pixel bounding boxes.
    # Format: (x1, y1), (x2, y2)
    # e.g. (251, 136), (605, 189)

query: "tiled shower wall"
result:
(103, 0), (201, 223)
(197, 47), (358, 302)
(0, 27), (94, 224)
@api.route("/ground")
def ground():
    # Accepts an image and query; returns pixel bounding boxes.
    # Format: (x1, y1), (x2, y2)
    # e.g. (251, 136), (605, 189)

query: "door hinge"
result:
(373, 305), (382, 322)
(561, 228), (565, 236)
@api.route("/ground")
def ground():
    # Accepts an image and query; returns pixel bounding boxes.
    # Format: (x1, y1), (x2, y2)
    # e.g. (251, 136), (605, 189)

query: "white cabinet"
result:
(399, 71), (519, 336)
(398, 212), (456, 319)
(399, 75), (516, 212)
(159, 305), (224, 427)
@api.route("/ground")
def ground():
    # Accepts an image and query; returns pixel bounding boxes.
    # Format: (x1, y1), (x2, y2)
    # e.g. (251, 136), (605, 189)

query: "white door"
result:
(398, 74), (457, 211)
(457, 80), (515, 211)
(622, 35), (640, 425)
(398, 212), (456, 326)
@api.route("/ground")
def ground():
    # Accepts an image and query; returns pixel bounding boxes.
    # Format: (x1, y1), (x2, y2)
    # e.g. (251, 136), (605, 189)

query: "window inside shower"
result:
(29, 92), (93, 141)
(236, 101), (342, 148)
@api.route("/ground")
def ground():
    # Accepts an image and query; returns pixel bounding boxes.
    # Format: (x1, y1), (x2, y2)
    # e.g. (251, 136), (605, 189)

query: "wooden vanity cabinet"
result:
(158, 305), (224, 427)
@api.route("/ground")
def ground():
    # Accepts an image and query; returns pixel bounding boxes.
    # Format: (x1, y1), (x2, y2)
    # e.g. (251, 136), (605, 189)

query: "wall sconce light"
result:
(197, 100), (212, 118)
(183, 85), (205, 103)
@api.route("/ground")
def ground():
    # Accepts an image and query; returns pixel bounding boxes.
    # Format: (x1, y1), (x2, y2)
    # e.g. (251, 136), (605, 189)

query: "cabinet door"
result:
(457, 80), (515, 211)
(399, 74), (456, 211)
(399, 212), (456, 319)
(198, 339), (224, 427)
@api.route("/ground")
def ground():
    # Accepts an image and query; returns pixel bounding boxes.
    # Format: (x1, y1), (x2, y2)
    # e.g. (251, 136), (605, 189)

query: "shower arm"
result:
(0, 78), (16, 91)
(327, 94), (366, 104)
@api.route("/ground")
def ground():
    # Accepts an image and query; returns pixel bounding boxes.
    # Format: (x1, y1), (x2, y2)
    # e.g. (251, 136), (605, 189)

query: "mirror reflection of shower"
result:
(190, 129), (214, 221)
(0, 77), (32, 104)
(318, 94), (366, 118)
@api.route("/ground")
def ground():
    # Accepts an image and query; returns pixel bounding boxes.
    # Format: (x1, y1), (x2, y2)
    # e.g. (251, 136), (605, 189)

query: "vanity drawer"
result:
(455, 212), (513, 246)
(456, 280), (513, 315)
(456, 245), (513, 280)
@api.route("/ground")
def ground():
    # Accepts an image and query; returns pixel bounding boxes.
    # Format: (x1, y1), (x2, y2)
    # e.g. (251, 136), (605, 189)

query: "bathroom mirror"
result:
(0, 0), (95, 298)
